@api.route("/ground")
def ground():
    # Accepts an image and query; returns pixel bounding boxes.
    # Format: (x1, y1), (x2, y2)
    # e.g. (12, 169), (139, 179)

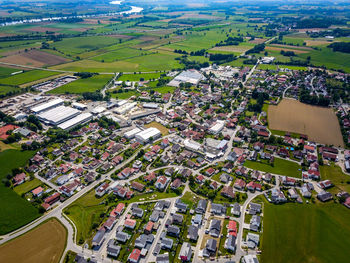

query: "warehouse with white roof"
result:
(58, 113), (93, 130)
(38, 106), (80, 125)
(135, 127), (161, 144)
(31, 98), (64, 114)
(209, 120), (225, 134)
(124, 127), (141, 139)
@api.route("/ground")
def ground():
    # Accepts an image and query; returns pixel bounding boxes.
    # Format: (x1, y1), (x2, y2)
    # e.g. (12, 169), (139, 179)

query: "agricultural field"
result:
(49, 74), (113, 94)
(0, 149), (39, 235)
(0, 218), (67, 263)
(0, 49), (70, 67)
(268, 99), (344, 147)
(0, 69), (61, 86)
(244, 157), (302, 178)
(118, 72), (161, 81)
(261, 202), (350, 263)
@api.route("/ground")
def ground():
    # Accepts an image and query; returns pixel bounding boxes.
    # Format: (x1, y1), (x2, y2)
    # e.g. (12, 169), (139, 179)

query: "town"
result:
(0, 1), (350, 263)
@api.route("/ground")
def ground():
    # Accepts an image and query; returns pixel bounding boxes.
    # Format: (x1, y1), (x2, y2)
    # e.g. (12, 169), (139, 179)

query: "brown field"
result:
(0, 218), (67, 263)
(0, 49), (70, 67)
(269, 44), (313, 50)
(24, 26), (60, 33)
(145, 121), (169, 136)
(265, 46), (309, 54)
(178, 13), (219, 20)
(211, 45), (250, 53)
(268, 99), (344, 147)
(304, 40), (334, 46)
(249, 38), (266, 44)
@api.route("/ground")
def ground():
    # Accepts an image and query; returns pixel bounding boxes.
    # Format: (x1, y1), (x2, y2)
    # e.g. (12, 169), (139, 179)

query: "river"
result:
(0, 3), (143, 27)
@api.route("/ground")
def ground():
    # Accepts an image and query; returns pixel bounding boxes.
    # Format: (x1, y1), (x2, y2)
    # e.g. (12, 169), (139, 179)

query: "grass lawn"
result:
(126, 190), (178, 204)
(261, 202), (350, 263)
(110, 89), (139, 99)
(64, 189), (109, 244)
(49, 74), (112, 94)
(0, 85), (22, 96)
(13, 178), (42, 196)
(0, 149), (39, 235)
(244, 157), (302, 178)
(320, 164), (350, 193)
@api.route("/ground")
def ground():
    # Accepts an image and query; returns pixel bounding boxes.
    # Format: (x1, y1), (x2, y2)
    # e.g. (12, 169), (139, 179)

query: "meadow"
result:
(0, 218), (67, 263)
(244, 157), (302, 178)
(63, 189), (109, 244)
(320, 164), (350, 194)
(118, 72), (161, 81)
(49, 74), (113, 94)
(261, 202), (350, 263)
(0, 149), (39, 235)
(268, 99), (344, 147)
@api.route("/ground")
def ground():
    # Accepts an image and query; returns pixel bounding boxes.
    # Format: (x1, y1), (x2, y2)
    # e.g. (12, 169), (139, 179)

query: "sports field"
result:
(261, 202), (350, 263)
(268, 99), (344, 147)
(0, 150), (39, 235)
(0, 218), (67, 263)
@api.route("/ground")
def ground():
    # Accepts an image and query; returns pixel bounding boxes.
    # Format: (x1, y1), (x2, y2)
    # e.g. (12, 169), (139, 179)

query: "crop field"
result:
(50, 36), (122, 56)
(0, 149), (39, 235)
(0, 85), (21, 95)
(64, 189), (109, 244)
(268, 99), (344, 147)
(0, 66), (20, 78)
(118, 72), (161, 81)
(0, 218), (67, 263)
(265, 46), (310, 54)
(110, 89), (139, 99)
(210, 45), (251, 54)
(261, 202), (350, 263)
(0, 49), (70, 67)
(49, 74), (112, 94)
(0, 70), (61, 86)
(91, 47), (152, 62)
(244, 157), (302, 178)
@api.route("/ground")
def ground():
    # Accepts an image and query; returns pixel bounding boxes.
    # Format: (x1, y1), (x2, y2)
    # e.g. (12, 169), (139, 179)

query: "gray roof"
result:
(188, 225), (199, 240)
(206, 238), (217, 251)
(195, 199), (207, 213)
(167, 225), (180, 236)
(161, 237), (173, 249)
(92, 229), (105, 244)
(156, 253), (170, 263)
(115, 231), (129, 242)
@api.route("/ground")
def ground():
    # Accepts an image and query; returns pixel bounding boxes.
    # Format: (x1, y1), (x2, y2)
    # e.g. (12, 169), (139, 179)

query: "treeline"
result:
(280, 50), (295, 57)
(209, 53), (235, 63)
(295, 17), (345, 29)
(308, 28), (350, 38)
(215, 36), (244, 47)
(328, 42), (350, 54)
(174, 49), (206, 56)
(299, 88), (330, 106)
(74, 72), (98, 79)
(246, 43), (265, 54)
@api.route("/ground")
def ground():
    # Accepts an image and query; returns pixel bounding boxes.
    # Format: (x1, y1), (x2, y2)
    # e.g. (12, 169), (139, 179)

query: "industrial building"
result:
(37, 106), (80, 125)
(209, 120), (225, 134)
(184, 139), (202, 152)
(135, 127), (161, 144)
(143, 103), (159, 109)
(72, 102), (88, 110)
(124, 128), (141, 139)
(168, 69), (206, 87)
(31, 98), (64, 114)
(58, 112), (93, 130)
(91, 106), (106, 115)
(114, 102), (137, 115)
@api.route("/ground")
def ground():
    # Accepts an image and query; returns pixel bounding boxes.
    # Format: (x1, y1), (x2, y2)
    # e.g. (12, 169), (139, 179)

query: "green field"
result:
(91, 47), (152, 62)
(118, 72), (161, 81)
(64, 189), (109, 244)
(0, 85), (21, 96)
(0, 66), (19, 78)
(244, 157), (302, 178)
(0, 70), (60, 86)
(0, 149), (39, 235)
(49, 74), (112, 94)
(320, 164), (350, 194)
(261, 202), (350, 263)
